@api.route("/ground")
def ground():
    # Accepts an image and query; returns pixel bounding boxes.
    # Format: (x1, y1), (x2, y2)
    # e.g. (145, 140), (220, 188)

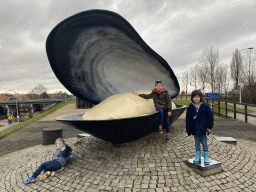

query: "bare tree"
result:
(241, 49), (256, 103)
(215, 64), (227, 93)
(182, 70), (189, 96)
(40, 91), (50, 99)
(241, 49), (255, 85)
(190, 64), (198, 90)
(197, 65), (207, 93)
(199, 46), (219, 92)
(28, 84), (48, 99)
(222, 64), (231, 95)
(230, 49), (243, 90)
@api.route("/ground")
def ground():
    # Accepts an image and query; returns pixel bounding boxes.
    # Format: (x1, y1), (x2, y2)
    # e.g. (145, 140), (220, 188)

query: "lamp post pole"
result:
(239, 47), (253, 103)
(8, 89), (19, 123)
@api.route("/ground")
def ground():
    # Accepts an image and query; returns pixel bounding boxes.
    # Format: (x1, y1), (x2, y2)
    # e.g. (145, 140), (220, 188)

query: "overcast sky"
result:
(0, 0), (255, 94)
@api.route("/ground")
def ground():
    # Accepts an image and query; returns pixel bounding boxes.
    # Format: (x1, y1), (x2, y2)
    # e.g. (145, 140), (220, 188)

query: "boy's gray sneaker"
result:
(159, 127), (163, 134)
(166, 133), (170, 142)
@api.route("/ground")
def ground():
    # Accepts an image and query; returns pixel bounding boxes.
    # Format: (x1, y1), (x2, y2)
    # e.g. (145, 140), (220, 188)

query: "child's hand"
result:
(168, 112), (171, 117)
(51, 156), (53, 160)
(133, 91), (139, 96)
(207, 128), (211, 132)
(61, 145), (66, 151)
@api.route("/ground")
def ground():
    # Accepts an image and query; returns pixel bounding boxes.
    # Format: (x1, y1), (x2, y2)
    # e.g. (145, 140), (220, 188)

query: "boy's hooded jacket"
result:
(186, 102), (214, 136)
(53, 144), (72, 166)
(138, 89), (172, 111)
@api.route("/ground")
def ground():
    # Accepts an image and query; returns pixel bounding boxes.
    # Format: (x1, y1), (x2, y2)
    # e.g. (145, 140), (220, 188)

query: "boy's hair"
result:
(155, 80), (163, 86)
(191, 90), (204, 102)
(55, 138), (65, 144)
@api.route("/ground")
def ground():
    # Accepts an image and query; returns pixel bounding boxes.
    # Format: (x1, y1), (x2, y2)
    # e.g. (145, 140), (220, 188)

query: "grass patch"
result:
(172, 100), (191, 106)
(97, 156), (106, 160)
(0, 125), (4, 127)
(123, 155), (128, 158)
(0, 99), (76, 139)
(74, 138), (83, 146)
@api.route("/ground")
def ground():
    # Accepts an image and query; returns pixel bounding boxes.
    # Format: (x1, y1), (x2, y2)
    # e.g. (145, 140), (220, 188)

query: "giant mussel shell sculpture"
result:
(46, 9), (186, 144)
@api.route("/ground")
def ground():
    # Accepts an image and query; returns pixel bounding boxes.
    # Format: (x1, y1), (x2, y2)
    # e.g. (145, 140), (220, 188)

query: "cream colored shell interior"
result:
(82, 90), (176, 120)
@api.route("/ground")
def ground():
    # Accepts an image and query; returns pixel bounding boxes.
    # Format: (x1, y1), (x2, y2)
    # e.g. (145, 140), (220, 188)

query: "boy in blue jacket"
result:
(186, 90), (214, 165)
(24, 138), (72, 184)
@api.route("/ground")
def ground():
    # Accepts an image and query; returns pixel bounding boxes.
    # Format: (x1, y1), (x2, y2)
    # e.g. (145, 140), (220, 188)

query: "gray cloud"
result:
(0, 0), (255, 94)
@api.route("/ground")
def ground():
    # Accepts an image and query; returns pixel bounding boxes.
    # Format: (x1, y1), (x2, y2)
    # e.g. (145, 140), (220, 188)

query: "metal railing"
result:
(206, 99), (256, 123)
(175, 94), (190, 100)
(0, 98), (74, 105)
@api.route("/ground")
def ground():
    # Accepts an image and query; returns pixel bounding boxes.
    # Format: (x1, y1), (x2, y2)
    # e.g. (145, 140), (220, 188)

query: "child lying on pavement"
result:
(24, 138), (72, 184)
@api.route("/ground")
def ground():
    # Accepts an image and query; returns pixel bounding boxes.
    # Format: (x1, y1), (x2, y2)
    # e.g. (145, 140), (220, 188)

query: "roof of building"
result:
(48, 94), (61, 98)
(0, 94), (10, 101)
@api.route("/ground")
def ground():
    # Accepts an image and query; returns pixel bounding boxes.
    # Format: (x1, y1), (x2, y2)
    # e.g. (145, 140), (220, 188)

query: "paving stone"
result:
(1, 119), (256, 191)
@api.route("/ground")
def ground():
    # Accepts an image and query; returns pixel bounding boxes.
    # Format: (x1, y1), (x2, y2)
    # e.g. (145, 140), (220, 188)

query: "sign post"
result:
(205, 93), (219, 104)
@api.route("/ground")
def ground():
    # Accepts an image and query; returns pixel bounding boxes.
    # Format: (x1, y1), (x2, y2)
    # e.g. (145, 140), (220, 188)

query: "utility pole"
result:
(8, 89), (19, 123)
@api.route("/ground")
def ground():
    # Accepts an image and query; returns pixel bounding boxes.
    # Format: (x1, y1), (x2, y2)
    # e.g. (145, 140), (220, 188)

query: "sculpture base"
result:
(215, 137), (237, 144)
(77, 133), (91, 138)
(42, 128), (63, 145)
(185, 157), (222, 176)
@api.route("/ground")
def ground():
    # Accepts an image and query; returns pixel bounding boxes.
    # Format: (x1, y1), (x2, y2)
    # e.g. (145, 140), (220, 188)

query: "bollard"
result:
(42, 127), (63, 145)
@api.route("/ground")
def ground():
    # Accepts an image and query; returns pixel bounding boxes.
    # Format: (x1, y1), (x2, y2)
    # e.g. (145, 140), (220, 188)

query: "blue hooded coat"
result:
(186, 102), (214, 136)
(53, 144), (72, 166)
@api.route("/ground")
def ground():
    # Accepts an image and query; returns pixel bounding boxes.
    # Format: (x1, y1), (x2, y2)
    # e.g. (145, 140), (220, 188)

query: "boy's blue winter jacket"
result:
(53, 144), (72, 166)
(186, 102), (214, 136)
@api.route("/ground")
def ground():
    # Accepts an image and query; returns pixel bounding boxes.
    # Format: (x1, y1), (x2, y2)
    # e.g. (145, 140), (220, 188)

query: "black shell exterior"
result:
(46, 9), (180, 104)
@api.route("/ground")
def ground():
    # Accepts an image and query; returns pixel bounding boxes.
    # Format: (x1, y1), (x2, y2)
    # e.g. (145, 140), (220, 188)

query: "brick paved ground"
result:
(1, 119), (256, 191)
(1, 104), (256, 191)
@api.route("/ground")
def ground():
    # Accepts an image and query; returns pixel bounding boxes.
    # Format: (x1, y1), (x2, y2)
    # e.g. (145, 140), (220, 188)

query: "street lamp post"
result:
(8, 89), (19, 123)
(239, 47), (253, 103)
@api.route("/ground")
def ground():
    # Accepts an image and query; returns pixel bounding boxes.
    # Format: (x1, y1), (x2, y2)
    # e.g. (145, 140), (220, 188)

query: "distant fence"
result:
(206, 99), (256, 123)
(175, 94), (253, 103)
(175, 94), (256, 123)
(0, 98), (73, 105)
(175, 94), (191, 100)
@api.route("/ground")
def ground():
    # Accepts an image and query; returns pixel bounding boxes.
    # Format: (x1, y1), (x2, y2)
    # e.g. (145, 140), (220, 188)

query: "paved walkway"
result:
(0, 125), (256, 191)
(0, 104), (87, 132)
(1, 104), (256, 191)
(226, 103), (256, 125)
(0, 119), (18, 131)
(39, 104), (87, 121)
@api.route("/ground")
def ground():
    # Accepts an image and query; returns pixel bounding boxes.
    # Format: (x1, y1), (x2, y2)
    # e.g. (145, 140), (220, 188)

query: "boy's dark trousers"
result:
(32, 160), (62, 178)
(156, 108), (170, 133)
